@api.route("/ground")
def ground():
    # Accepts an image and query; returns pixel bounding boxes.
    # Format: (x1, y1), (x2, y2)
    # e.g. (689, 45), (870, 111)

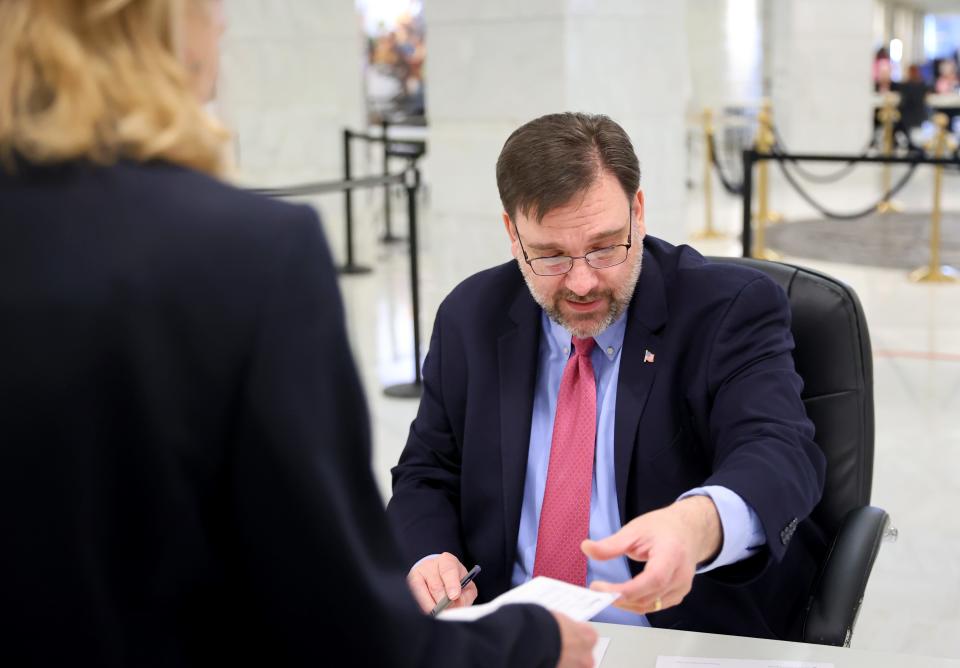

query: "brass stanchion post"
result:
(877, 93), (904, 214)
(694, 108), (725, 240)
(753, 103), (780, 260)
(753, 100), (784, 225)
(910, 113), (958, 283)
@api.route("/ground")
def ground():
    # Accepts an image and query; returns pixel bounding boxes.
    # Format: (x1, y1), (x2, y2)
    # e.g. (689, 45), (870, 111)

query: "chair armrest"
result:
(802, 505), (890, 647)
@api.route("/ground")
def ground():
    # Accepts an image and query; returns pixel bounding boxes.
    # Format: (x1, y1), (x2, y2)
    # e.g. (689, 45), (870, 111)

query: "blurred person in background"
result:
(897, 64), (931, 139)
(874, 57), (894, 94)
(0, 1), (596, 666)
(873, 46), (891, 90)
(935, 59), (959, 94)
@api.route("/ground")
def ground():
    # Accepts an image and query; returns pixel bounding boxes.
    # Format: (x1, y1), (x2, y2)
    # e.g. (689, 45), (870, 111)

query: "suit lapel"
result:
(498, 286), (541, 576)
(614, 246), (668, 525)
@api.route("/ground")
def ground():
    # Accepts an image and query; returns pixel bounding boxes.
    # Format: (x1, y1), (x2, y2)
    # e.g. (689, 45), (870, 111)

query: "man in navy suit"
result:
(387, 112), (827, 640)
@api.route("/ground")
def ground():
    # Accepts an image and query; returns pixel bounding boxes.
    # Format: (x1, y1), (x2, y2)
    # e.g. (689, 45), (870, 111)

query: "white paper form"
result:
(656, 657), (834, 668)
(437, 576), (620, 622)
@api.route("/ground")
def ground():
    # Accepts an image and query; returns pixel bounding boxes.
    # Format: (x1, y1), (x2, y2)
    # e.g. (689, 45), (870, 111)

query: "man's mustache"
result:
(560, 291), (609, 304)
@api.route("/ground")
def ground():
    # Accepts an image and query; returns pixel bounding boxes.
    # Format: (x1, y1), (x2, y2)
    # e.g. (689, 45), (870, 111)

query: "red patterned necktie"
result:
(533, 336), (597, 585)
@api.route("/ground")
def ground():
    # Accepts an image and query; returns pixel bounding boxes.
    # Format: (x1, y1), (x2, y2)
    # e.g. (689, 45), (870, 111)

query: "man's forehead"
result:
(517, 172), (630, 227)
(517, 196), (628, 235)
(538, 198), (619, 227)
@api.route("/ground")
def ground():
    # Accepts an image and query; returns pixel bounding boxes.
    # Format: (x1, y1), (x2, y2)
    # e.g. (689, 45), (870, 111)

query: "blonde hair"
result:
(0, 0), (229, 175)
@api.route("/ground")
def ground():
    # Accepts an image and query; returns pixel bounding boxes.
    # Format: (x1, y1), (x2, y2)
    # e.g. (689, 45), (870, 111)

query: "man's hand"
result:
(580, 496), (722, 615)
(552, 612), (599, 668)
(406, 552), (478, 614)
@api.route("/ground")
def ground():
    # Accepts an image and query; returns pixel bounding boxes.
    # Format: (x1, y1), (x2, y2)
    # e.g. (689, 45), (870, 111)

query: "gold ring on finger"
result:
(653, 597), (663, 612)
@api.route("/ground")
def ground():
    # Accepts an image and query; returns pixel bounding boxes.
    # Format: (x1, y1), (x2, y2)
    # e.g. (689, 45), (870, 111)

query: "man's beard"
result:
(520, 239), (644, 339)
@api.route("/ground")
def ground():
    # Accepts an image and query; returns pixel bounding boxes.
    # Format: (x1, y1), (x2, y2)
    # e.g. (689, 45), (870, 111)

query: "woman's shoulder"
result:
(0, 158), (324, 261)
(114, 160), (312, 224)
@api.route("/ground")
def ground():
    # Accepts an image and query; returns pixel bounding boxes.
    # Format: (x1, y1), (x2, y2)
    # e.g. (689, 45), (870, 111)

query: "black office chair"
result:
(709, 256), (892, 647)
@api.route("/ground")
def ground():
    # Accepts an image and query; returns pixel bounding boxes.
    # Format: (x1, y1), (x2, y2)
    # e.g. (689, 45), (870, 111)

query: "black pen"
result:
(429, 565), (481, 617)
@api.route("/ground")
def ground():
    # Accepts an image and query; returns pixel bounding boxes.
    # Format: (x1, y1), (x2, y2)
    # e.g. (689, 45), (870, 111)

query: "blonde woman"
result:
(0, 1), (596, 666)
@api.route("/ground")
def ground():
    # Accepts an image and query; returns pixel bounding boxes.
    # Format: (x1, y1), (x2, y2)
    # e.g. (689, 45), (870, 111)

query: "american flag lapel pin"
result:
(644, 349), (655, 364)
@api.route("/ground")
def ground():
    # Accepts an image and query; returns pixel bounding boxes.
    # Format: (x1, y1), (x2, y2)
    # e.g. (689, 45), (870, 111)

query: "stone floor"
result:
(765, 211), (960, 270)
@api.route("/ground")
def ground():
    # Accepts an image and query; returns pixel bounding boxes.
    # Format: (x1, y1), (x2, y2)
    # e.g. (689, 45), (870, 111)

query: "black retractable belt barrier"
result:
(249, 173), (405, 199)
(380, 120), (403, 244)
(341, 128), (373, 274)
(383, 165), (424, 399)
(345, 124), (427, 246)
(249, 167), (425, 399)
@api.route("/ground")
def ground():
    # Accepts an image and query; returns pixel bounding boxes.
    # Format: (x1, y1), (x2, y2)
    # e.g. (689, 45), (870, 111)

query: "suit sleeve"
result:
(386, 302), (470, 567)
(223, 208), (559, 667)
(701, 275), (826, 567)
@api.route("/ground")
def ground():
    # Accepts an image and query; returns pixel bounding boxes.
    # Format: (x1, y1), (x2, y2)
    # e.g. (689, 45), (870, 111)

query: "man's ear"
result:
(502, 211), (515, 241)
(503, 212), (521, 259)
(633, 190), (646, 238)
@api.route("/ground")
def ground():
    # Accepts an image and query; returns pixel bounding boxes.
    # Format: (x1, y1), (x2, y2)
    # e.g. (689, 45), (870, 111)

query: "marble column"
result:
(768, 0), (874, 154)
(424, 1), (691, 283)
(687, 0), (763, 112)
(215, 1), (368, 269)
(217, 0), (365, 186)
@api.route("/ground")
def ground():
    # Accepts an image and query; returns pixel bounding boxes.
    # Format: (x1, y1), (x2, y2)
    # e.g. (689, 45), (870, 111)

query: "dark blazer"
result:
(387, 237), (828, 640)
(0, 160), (559, 666)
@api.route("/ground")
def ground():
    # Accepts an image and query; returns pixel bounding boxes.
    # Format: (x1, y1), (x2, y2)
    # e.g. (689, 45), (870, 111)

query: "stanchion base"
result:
(383, 381), (423, 399)
(751, 213), (785, 226)
(337, 264), (373, 275)
(909, 264), (960, 283)
(877, 200), (905, 214)
(380, 234), (407, 244)
(692, 229), (728, 240)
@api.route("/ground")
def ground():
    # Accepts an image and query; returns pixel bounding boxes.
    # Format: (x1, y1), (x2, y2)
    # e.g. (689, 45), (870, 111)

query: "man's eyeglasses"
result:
(514, 209), (633, 277)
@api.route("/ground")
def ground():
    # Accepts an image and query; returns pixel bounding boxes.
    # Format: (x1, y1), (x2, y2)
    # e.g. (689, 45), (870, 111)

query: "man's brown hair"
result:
(495, 112), (640, 222)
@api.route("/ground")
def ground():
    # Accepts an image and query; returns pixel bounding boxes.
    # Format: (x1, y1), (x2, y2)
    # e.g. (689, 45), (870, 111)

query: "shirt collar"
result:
(542, 309), (629, 362)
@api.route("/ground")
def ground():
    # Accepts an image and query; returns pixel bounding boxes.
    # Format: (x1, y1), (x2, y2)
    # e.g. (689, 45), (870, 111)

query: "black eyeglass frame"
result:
(513, 207), (633, 276)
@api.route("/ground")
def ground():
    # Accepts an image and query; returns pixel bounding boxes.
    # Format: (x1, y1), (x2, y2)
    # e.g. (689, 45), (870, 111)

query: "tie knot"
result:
(571, 337), (595, 356)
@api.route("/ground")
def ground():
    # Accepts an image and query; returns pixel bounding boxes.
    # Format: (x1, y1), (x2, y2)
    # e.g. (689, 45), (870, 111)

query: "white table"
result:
(591, 622), (960, 668)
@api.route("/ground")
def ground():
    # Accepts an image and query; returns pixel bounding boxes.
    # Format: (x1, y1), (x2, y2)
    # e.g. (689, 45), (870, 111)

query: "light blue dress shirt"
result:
(510, 311), (765, 625)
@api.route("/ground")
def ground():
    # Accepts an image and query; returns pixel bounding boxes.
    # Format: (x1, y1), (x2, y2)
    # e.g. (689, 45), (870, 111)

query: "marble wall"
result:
(218, 0), (365, 187)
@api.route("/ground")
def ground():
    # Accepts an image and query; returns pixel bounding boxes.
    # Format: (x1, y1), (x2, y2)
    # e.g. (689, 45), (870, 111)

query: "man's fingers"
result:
(407, 573), (437, 613)
(581, 531), (639, 562)
(581, 521), (654, 563)
(589, 578), (661, 609)
(613, 586), (688, 615)
(588, 579), (619, 594)
(437, 553), (466, 599)
(589, 564), (670, 599)
(420, 566), (448, 603)
(439, 564), (464, 600)
(590, 557), (681, 611)
(452, 582), (479, 608)
(590, 569), (692, 614)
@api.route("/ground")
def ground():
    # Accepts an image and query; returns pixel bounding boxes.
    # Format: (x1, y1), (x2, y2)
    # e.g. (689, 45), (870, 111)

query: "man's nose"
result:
(563, 258), (599, 297)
